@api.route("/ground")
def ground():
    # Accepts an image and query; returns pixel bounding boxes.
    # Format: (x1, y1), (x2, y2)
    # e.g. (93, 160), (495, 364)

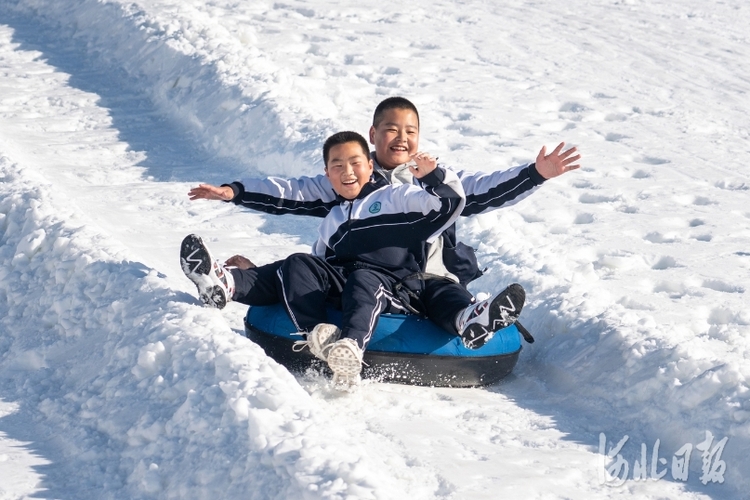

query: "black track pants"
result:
(230, 260), (284, 306)
(231, 253), (474, 347)
(419, 279), (474, 335)
(276, 254), (411, 349)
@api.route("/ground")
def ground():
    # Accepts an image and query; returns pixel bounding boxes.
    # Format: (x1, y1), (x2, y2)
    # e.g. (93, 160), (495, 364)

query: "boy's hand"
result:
(408, 152), (439, 179)
(225, 255), (256, 270)
(535, 142), (581, 179)
(188, 183), (234, 201)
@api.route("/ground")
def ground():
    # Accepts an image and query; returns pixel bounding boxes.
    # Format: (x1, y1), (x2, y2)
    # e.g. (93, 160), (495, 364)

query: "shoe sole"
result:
(327, 343), (362, 385)
(462, 283), (525, 349)
(180, 234), (227, 309)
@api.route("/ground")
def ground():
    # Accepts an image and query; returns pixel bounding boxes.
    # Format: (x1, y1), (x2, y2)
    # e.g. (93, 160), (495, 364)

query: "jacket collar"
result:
(371, 152), (413, 186)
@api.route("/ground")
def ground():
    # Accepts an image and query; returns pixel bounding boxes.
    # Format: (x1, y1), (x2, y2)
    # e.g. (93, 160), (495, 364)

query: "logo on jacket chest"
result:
(368, 201), (382, 214)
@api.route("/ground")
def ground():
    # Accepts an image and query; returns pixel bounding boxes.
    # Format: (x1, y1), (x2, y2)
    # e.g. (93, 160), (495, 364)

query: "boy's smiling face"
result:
(369, 108), (419, 169)
(325, 141), (374, 200)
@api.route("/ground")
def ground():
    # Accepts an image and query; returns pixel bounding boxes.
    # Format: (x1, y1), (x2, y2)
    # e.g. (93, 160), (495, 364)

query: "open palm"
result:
(535, 142), (581, 179)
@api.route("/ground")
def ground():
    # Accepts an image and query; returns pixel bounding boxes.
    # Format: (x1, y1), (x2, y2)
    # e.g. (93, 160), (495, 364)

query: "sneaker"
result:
(455, 283), (525, 349)
(326, 338), (364, 386)
(180, 234), (235, 309)
(292, 323), (342, 361)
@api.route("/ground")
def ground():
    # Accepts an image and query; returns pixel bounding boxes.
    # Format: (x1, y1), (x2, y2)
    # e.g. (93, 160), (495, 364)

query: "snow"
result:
(0, 0), (748, 498)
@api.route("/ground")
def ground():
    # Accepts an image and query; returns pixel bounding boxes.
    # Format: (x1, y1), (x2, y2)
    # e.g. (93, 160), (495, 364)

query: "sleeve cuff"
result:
(419, 166), (446, 187)
(223, 182), (244, 202)
(528, 163), (547, 185)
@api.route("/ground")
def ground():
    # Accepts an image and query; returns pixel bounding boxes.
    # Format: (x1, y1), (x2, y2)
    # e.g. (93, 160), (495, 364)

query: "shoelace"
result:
(291, 339), (308, 353)
(291, 338), (340, 361)
(291, 332), (309, 353)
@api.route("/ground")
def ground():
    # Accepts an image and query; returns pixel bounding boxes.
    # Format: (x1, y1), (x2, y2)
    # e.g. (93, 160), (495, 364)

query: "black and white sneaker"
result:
(180, 234), (235, 309)
(455, 283), (525, 349)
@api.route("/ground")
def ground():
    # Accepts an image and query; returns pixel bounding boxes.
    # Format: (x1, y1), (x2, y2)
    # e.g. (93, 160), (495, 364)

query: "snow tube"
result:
(244, 304), (522, 387)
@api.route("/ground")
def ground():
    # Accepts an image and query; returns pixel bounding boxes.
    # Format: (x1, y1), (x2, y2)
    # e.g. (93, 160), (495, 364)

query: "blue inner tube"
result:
(244, 304), (522, 387)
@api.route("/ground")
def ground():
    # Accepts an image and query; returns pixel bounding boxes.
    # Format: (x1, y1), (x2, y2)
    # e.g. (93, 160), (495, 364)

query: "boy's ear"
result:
(369, 125), (376, 144)
(324, 166), (329, 178)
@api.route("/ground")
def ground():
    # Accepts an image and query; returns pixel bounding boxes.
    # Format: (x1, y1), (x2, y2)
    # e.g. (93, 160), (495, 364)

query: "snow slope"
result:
(1, 0), (748, 498)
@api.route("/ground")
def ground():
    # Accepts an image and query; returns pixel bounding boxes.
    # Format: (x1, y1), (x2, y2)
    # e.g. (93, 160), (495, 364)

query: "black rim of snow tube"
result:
(244, 320), (521, 388)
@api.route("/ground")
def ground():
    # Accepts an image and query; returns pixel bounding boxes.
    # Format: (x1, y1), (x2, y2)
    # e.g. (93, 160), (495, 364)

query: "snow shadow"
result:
(490, 312), (741, 500)
(0, 402), (112, 500)
(2, 10), (239, 185)
(3, 8), (329, 249)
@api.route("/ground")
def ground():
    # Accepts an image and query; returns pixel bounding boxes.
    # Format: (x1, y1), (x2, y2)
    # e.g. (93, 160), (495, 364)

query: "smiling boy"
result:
(366, 98), (580, 285)
(326, 140), (371, 197)
(368, 103), (419, 173)
(181, 131), (525, 384)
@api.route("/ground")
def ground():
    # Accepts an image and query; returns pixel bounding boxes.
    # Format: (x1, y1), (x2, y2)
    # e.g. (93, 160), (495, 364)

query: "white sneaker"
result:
(292, 323), (342, 361)
(455, 283), (525, 349)
(180, 234), (235, 309)
(326, 338), (364, 386)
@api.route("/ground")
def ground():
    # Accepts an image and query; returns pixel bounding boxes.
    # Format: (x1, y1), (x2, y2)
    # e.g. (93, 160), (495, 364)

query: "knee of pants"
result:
(280, 253), (318, 274)
(344, 269), (385, 290)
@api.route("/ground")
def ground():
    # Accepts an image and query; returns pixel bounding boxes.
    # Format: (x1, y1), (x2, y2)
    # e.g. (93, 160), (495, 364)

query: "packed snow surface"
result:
(1, 0), (748, 498)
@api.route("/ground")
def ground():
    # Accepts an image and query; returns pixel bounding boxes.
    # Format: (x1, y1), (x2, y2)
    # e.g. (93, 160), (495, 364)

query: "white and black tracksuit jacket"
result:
(310, 167), (464, 277)
(231, 168), (464, 349)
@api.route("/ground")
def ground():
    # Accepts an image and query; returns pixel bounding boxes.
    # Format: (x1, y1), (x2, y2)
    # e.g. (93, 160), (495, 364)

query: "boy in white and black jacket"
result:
(181, 131), (525, 384)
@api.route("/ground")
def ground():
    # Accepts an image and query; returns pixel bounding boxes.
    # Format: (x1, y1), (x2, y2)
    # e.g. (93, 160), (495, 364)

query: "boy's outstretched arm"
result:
(456, 141), (581, 216)
(187, 174), (338, 218)
(534, 142), (581, 179)
(189, 183), (233, 201)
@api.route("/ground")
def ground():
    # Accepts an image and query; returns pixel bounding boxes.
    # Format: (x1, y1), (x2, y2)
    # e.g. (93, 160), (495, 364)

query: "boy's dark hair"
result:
(372, 96), (420, 128)
(323, 131), (370, 166)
